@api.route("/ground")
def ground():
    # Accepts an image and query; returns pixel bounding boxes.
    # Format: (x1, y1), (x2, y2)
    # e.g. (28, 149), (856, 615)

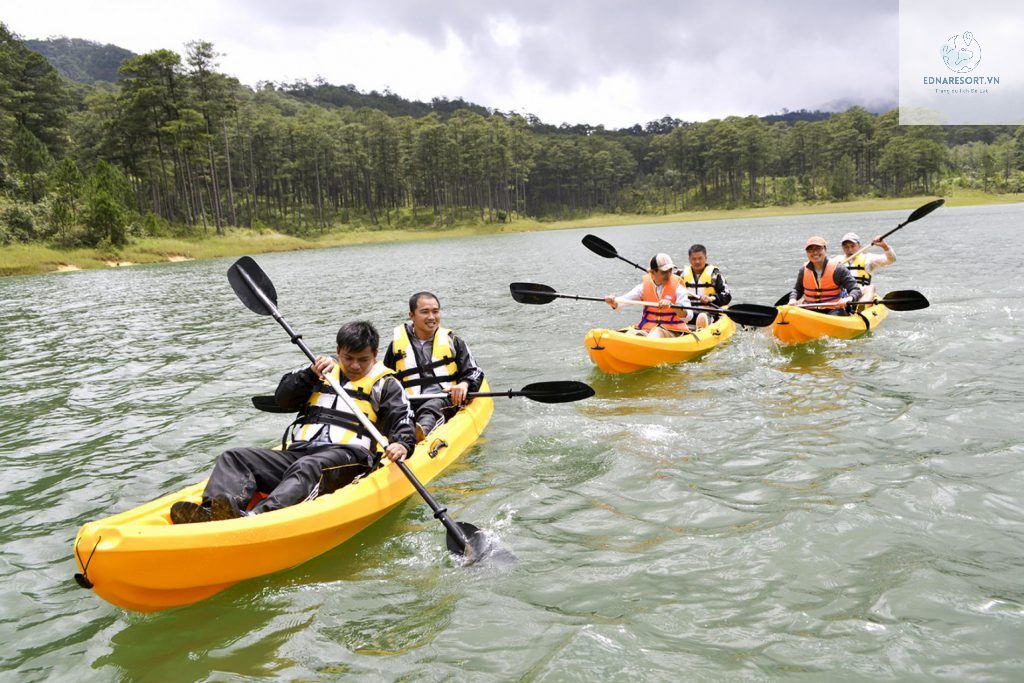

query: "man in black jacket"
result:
(383, 292), (485, 440)
(171, 321), (415, 524)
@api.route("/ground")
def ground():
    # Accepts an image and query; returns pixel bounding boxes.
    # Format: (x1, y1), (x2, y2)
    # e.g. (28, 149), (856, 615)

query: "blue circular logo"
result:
(941, 31), (982, 73)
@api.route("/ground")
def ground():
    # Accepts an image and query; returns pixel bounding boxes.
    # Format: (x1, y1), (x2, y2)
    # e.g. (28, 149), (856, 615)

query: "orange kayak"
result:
(584, 315), (736, 373)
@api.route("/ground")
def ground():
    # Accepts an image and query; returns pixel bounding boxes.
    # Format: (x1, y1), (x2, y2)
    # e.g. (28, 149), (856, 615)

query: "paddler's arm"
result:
(451, 333), (484, 394)
(274, 361), (326, 411)
(833, 265), (861, 303)
(376, 376), (416, 461)
(710, 268), (732, 306)
(871, 235), (896, 267)
(606, 283), (643, 310)
(381, 339), (398, 371)
(788, 267), (805, 304)
(669, 287), (693, 322)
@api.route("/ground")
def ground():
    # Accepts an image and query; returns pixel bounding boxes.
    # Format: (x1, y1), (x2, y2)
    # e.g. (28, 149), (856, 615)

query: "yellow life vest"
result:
(680, 264), (719, 301)
(286, 362), (393, 451)
(845, 253), (871, 286)
(391, 323), (459, 396)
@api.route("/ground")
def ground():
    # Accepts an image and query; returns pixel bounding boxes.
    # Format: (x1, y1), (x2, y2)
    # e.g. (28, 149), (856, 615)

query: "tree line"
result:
(2, 23), (1023, 249)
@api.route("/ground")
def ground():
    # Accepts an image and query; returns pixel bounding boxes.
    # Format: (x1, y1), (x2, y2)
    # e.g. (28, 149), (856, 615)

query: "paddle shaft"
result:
(231, 265), (472, 549)
(537, 289), (724, 315)
(411, 390), (520, 401)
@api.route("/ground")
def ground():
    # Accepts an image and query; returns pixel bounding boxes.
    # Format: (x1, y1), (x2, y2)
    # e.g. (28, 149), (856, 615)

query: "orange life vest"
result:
(802, 258), (846, 308)
(638, 274), (689, 331)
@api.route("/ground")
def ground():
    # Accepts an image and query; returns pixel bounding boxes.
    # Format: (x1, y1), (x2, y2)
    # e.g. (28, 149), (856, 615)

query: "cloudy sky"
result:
(4, 0), (899, 127)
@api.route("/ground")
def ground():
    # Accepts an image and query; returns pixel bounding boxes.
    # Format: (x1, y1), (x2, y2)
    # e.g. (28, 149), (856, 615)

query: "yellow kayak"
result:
(72, 383), (494, 613)
(585, 315), (736, 374)
(772, 304), (889, 345)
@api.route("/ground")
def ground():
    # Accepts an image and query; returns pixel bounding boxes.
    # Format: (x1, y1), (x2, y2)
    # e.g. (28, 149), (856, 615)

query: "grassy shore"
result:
(2, 190), (1020, 278)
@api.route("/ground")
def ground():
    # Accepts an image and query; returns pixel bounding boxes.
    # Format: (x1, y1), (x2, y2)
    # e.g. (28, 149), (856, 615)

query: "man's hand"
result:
(872, 234), (889, 249)
(383, 442), (408, 462)
(604, 295), (618, 310)
(310, 355), (335, 378)
(658, 298), (671, 308)
(699, 294), (711, 305)
(447, 381), (470, 406)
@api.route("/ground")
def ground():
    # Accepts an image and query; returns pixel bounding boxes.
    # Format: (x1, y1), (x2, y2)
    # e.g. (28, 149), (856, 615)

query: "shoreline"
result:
(3, 192), (1021, 278)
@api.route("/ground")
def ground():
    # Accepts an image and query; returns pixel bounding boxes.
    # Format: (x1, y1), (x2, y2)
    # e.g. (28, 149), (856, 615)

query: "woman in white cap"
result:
(605, 253), (694, 337)
(839, 232), (895, 303)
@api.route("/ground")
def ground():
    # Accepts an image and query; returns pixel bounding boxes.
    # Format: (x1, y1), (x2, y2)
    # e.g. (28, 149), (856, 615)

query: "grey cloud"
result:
(233, 0), (899, 122)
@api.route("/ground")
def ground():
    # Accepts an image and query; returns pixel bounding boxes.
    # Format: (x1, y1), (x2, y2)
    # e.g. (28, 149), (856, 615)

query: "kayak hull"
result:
(72, 383), (494, 612)
(585, 315), (736, 373)
(771, 304), (889, 345)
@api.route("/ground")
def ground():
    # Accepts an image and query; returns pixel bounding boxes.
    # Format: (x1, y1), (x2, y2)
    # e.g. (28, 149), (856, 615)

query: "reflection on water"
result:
(2, 203), (1024, 678)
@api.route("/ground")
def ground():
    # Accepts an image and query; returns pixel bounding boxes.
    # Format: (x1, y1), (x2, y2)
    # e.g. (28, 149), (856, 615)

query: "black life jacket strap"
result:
(297, 405), (373, 440)
(400, 374), (457, 388)
(394, 355), (455, 380)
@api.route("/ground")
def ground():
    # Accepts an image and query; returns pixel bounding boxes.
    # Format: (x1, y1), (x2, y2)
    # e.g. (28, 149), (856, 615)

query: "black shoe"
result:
(211, 495), (244, 521)
(170, 501), (213, 524)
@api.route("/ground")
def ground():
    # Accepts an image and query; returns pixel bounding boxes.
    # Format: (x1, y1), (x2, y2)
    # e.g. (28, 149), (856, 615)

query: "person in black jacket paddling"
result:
(171, 321), (415, 524)
(383, 292), (485, 441)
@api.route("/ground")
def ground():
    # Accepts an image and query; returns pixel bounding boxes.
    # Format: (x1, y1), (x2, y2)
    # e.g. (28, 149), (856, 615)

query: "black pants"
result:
(202, 444), (374, 514)
(413, 397), (458, 436)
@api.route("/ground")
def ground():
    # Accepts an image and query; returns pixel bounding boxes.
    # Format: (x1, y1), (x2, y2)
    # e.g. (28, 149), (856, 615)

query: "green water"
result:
(2, 204), (1023, 680)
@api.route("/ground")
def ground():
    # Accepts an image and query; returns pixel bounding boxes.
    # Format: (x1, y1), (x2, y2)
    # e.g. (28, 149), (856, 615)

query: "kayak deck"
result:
(771, 304), (889, 345)
(585, 315), (736, 373)
(72, 383), (494, 613)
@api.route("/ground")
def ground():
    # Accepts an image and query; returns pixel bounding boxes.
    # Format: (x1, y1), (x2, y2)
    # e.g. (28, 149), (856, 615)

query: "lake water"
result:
(1, 203), (1022, 680)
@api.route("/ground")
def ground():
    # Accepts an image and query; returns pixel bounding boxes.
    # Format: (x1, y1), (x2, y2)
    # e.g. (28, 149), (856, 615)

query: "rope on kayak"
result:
(73, 535), (101, 589)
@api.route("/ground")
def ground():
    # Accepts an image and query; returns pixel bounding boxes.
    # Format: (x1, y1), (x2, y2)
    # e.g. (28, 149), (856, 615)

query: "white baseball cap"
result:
(841, 232), (861, 244)
(649, 253), (676, 271)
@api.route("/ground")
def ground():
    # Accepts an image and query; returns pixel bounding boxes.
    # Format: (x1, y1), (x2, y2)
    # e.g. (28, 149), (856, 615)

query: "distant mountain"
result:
(24, 37), (136, 83)
(815, 97), (896, 116)
(280, 80), (494, 120)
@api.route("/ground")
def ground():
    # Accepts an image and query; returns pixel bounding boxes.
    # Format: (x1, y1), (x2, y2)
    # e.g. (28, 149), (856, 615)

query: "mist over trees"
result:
(2, 23), (1023, 249)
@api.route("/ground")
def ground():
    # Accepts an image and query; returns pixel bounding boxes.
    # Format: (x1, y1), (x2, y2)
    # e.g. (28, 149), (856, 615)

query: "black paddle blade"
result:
(905, 198), (945, 224)
(582, 234), (618, 258)
(880, 290), (930, 311)
(252, 395), (293, 413)
(722, 303), (779, 327)
(447, 522), (518, 567)
(521, 380), (596, 403)
(510, 282), (558, 305)
(228, 256), (278, 316)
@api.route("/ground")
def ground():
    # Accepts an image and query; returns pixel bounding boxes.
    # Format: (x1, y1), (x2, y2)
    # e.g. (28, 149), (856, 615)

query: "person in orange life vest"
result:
(382, 292), (484, 441)
(787, 236), (861, 316)
(170, 321), (415, 524)
(840, 232), (895, 303)
(604, 253), (694, 338)
(680, 244), (732, 330)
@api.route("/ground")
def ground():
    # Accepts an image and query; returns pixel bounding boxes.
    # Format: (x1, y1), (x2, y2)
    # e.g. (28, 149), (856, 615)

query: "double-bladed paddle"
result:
(509, 282), (778, 327)
(228, 256), (513, 566)
(795, 289), (930, 312)
(773, 199), (944, 306)
(251, 380), (596, 413)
